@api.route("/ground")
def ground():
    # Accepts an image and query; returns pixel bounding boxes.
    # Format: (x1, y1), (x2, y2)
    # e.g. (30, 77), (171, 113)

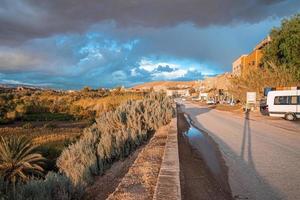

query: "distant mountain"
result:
(0, 83), (49, 91)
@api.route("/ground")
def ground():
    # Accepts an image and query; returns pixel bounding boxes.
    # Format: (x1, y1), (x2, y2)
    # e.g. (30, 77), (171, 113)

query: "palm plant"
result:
(0, 136), (45, 192)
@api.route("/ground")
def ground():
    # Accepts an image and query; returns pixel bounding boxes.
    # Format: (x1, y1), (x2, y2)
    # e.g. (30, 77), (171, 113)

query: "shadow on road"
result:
(240, 111), (255, 168)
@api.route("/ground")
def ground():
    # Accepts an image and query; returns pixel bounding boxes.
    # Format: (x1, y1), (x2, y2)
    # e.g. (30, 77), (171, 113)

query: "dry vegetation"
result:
(73, 94), (142, 117)
(0, 92), (174, 200)
(0, 125), (82, 143)
(57, 93), (174, 185)
(0, 88), (143, 124)
(229, 63), (299, 103)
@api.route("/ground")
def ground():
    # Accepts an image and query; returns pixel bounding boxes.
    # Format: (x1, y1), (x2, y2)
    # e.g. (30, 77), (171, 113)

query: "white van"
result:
(267, 90), (300, 120)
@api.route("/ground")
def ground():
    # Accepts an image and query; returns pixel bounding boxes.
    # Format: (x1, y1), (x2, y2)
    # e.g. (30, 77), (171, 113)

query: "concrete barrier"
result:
(153, 118), (181, 200)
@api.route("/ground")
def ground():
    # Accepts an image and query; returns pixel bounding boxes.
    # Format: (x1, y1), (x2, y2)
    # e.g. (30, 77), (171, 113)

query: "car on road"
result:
(206, 99), (215, 105)
(267, 90), (300, 121)
(192, 97), (200, 101)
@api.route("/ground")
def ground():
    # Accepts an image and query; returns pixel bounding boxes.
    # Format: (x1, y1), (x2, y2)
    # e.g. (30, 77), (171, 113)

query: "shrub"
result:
(230, 63), (299, 103)
(0, 136), (45, 197)
(5, 111), (17, 121)
(43, 122), (57, 130)
(15, 104), (26, 117)
(22, 122), (34, 129)
(36, 144), (62, 172)
(57, 93), (174, 185)
(2, 173), (84, 200)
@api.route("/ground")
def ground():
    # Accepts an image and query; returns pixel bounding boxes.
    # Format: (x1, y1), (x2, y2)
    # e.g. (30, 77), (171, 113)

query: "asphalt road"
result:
(179, 101), (300, 200)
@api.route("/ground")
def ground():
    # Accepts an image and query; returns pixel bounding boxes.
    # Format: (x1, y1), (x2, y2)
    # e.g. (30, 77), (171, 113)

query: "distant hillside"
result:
(200, 73), (232, 91)
(0, 83), (42, 89)
(132, 81), (200, 90)
(132, 73), (232, 92)
(0, 84), (58, 92)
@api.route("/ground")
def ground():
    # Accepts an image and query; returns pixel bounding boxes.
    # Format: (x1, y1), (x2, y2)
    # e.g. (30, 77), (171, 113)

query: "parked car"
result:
(267, 90), (300, 121)
(192, 97), (200, 101)
(206, 99), (215, 105)
(259, 99), (268, 116)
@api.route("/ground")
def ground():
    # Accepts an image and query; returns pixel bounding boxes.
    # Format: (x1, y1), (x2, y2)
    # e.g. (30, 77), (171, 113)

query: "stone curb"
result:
(153, 118), (181, 200)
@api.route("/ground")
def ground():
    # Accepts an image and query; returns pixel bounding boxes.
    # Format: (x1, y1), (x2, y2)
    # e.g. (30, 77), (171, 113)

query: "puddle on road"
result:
(182, 115), (223, 177)
(177, 104), (233, 199)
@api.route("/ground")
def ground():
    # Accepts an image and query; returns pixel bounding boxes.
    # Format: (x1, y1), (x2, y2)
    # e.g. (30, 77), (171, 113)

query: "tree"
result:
(263, 14), (300, 79)
(82, 86), (91, 92)
(189, 88), (196, 95)
(229, 63), (299, 103)
(0, 136), (45, 194)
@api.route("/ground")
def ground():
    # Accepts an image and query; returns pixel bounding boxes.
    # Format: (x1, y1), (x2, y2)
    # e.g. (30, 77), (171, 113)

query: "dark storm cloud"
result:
(1, 0), (299, 44)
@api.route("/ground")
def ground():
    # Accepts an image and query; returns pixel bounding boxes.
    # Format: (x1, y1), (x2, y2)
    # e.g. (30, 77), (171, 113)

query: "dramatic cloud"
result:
(1, 0), (300, 44)
(0, 0), (299, 88)
(0, 19), (289, 88)
(0, 48), (44, 72)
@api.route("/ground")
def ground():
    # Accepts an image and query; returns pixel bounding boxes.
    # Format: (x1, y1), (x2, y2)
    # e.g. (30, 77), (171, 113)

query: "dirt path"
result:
(177, 111), (233, 200)
(85, 121), (170, 200)
(85, 146), (144, 200)
(107, 123), (170, 200)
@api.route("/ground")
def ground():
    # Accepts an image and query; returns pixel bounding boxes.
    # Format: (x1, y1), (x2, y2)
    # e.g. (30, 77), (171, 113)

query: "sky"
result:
(0, 0), (300, 89)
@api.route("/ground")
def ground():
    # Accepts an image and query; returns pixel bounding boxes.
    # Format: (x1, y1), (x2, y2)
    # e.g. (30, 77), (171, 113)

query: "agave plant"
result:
(0, 136), (45, 187)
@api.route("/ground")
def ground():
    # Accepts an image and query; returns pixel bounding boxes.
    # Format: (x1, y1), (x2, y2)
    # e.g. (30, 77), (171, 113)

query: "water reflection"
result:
(183, 116), (222, 177)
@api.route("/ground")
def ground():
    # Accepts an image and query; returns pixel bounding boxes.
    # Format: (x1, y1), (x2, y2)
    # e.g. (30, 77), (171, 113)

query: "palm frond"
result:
(0, 136), (46, 184)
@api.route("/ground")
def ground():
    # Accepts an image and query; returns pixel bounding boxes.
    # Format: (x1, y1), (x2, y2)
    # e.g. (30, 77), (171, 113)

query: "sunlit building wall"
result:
(232, 36), (271, 76)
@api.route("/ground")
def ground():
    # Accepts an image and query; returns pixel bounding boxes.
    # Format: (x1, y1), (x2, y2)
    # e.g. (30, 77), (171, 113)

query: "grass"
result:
(0, 124), (83, 172)
(36, 140), (74, 172)
(73, 94), (143, 116)
(22, 113), (75, 121)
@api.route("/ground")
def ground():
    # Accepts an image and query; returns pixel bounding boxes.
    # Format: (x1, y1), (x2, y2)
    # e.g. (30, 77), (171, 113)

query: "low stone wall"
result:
(153, 118), (181, 200)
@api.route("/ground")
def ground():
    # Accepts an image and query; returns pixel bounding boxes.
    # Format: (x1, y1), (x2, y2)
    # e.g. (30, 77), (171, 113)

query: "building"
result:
(166, 88), (190, 97)
(232, 55), (247, 76)
(199, 92), (208, 101)
(232, 36), (271, 76)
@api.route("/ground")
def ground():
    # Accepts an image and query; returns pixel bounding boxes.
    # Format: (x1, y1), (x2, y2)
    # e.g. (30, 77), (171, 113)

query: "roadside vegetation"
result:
(230, 14), (300, 103)
(0, 92), (174, 199)
(0, 87), (143, 174)
(0, 88), (143, 124)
